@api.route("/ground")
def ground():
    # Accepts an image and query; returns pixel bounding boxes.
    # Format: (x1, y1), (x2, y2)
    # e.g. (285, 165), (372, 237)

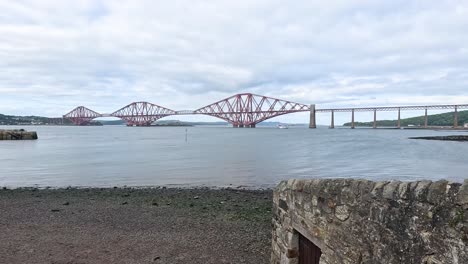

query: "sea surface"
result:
(0, 125), (467, 188)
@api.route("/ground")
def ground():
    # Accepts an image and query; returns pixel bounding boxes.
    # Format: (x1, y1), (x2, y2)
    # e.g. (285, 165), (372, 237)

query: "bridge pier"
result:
(233, 124), (255, 128)
(424, 109), (428, 128)
(373, 109), (377, 129)
(329, 110), (334, 129)
(454, 106), (459, 128)
(309, 104), (316, 129)
(397, 108), (401, 128)
(351, 109), (355, 129)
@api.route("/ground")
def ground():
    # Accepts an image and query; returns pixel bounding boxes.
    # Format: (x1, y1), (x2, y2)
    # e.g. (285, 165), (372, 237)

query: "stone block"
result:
(427, 180), (448, 204)
(398, 182), (411, 200)
(334, 205), (350, 221)
(371, 181), (390, 198)
(415, 180), (432, 202)
(383, 181), (401, 200)
(279, 199), (289, 212)
(457, 179), (468, 205)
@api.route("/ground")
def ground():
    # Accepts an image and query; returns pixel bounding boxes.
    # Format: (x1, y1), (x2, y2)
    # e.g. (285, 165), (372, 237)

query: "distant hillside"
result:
(343, 110), (468, 127)
(98, 120), (126, 125)
(97, 119), (228, 126)
(1, 114), (305, 127)
(0, 114), (73, 125)
(0, 114), (104, 126)
(158, 120), (227, 126)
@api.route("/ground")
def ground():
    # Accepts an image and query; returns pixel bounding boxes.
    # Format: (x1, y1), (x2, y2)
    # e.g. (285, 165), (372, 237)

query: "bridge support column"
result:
(373, 109), (377, 129)
(454, 106), (459, 128)
(424, 109), (428, 128)
(330, 110), (334, 129)
(397, 108), (401, 128)
(309, 104), (316, 129)
(351, 109), (355, 129)
(250, 124), (256, 128)
(233, 124), (239, 128)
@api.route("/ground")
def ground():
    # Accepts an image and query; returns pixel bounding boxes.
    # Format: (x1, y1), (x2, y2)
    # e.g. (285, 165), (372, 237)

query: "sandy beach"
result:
(0, 187), (272, 264)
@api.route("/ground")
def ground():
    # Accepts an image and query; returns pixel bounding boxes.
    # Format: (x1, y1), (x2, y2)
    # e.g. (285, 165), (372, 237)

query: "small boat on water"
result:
(277, 124), (289, 129)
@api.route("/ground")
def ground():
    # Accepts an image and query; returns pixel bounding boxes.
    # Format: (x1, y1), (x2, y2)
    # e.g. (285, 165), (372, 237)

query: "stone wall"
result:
(271, 179), (468, 264)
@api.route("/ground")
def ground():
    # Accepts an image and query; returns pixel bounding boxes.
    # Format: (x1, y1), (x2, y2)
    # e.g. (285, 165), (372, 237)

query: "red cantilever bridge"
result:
(63, 93), (310, 127)
(63, 93), (468, 128)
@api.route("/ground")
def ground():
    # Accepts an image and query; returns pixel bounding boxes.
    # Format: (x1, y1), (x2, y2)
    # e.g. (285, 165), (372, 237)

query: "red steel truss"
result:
(111, 102), (176, 126)
(63, 94), (309, 126)
(194, 93), (310, 127)
(63, 106), (102, 125)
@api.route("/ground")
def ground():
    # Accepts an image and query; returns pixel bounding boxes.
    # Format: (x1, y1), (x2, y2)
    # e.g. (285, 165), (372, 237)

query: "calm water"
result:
(0, 125), (467, 188)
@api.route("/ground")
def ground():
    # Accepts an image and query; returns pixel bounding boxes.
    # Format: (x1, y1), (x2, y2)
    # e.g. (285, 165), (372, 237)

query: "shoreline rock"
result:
(409, 135), (468, 141)
(0, 129), (38, 140)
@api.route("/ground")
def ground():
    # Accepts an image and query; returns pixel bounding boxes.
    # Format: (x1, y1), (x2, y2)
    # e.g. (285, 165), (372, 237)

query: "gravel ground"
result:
(0, 187), (272, 264)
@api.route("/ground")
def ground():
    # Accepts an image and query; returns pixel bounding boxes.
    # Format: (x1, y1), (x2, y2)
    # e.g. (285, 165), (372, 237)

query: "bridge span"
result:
(63, 93), (309, 127)
(62, 93), (467, 128)
(313, 104), (468, 129)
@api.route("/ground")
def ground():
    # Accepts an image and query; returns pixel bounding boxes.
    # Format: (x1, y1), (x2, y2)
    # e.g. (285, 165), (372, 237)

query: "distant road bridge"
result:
(62, 93), (468, 128)
(315, 104), (468, 129)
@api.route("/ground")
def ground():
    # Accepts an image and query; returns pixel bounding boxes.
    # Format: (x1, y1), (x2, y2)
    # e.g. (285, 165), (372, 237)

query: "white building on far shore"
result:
(464, 123), (468, 128)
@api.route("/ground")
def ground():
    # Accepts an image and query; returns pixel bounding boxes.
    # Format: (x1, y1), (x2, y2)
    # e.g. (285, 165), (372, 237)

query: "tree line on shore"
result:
(343, 110), (468, 127)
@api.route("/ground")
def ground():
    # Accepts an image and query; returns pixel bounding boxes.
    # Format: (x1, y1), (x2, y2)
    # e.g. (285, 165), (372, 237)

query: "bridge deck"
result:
(62, 93), (467, 127)
(316, 104), (468, 112)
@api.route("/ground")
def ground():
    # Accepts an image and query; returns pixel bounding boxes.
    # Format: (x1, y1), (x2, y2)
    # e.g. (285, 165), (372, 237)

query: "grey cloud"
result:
(0, 0), (467, 123)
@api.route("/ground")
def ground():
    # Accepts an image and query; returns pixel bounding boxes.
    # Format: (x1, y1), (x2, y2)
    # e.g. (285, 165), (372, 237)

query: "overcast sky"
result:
(1, 0), (467, 124)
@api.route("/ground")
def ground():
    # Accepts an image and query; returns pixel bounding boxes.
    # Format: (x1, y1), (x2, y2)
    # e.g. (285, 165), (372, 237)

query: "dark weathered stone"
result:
(286, 249), (298, 258)
(382, 181), (401, 200)
(279, 199), (288, 212)
(410, 135), (468, 141)
(271, 179), (468, 264)
(414, 180), (432, 202)
(427, 180), (448, 204)
(0, 129), (38, 140)
(457, 180), (468, 206)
